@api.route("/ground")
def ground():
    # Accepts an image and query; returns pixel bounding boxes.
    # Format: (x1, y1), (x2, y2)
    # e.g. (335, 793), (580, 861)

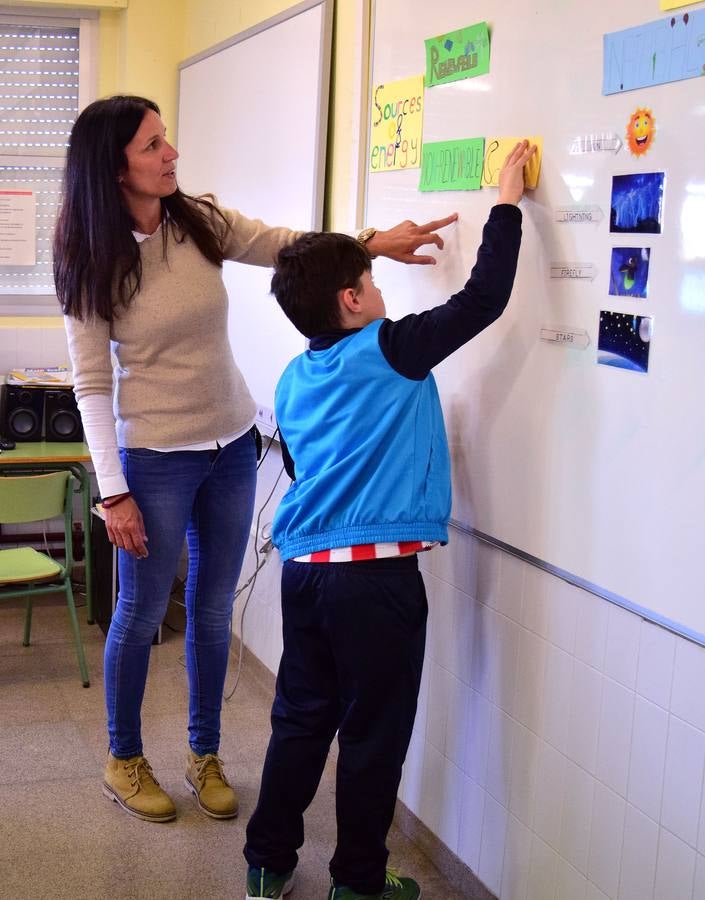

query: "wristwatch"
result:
(356, 226), (377, 258)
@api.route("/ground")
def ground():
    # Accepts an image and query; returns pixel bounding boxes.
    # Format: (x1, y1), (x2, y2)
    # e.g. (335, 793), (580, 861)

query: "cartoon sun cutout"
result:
(626, 107), (656, 157)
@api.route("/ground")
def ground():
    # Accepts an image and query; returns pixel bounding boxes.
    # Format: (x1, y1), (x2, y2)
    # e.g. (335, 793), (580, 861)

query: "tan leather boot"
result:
(184, 749), (238, 819)
(102, 752), (176, 823)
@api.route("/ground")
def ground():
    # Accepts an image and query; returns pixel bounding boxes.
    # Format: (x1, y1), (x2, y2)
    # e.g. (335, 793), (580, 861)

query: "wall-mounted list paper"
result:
(425, 22), (490, 87)
(603, 10), (705, 95)
(0, 190), (36, 265)
(482, 137), (543, 189)
(419, 138), (484, 191)
(369, 75), (424, 172)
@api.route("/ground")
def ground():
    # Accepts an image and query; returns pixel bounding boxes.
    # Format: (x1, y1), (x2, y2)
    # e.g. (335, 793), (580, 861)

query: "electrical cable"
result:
(224, 458), (288, 701)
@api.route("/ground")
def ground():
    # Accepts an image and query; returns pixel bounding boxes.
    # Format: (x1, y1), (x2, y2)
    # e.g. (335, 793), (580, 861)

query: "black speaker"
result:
(45, 388), (83, 442)
(1, 384), (44, 441)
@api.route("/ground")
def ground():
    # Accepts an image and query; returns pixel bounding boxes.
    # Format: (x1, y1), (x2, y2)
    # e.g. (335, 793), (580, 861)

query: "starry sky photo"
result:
(609, 247), (650, 299)
(598, 311), (652, 373)
(610, 172), (665, 234)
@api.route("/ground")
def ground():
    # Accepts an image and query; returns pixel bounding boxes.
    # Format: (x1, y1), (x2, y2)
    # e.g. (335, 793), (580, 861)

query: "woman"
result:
(54, 95), (456, 824)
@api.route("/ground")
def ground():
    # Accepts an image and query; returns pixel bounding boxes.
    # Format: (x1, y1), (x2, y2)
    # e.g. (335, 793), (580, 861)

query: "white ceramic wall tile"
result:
(399, 731), (424, 810)
(574, 592), (610, 670)
(627, 696), (669, 822)
(534, 740), (567, 852)
(419, 527), (478, 598)
(585, 885), (611, 900)
(470, 602), (497, 700)
(490, 612), (520, 716)
(501, 813), (532, 900)
(555, 860), (588, 900)
(486, 704), (514, 809)
(427, 661), (453, 754)
(661, 716), (705, 847)
(588, 781), (626, 899)
(560, 759), (595, 875)
(15, 327), (44, 366)
(522, 568), (579, 654)
(654, 828), (696, 900)
(526, 835), (559, 900)
(509, 722), (540, 828)
(541, 644), (574, 755)
(458, 774), (485, 873)
(464, 687), (491, 787)
(521, 565), (552, 638)
(444, 672), (471, 771)
(475, 540), (502, 609)
(618, 802), (659, 900)
(671, 640), (705, 734)
(546, 580), (581, 653)
(567, 660), (604, 775)
(0, 328), (17, 369)
(513, 628), (549, 735)
(478, 793), (509, 898)
(636, 621), (675, 710)
(693, 853), (705, 900)
(495, 550), (525, 622)
(417, 741), (463, 854)
(604, 605), (641, 690)
(595, 678), (635, 798)
(40, 325), (69, 364)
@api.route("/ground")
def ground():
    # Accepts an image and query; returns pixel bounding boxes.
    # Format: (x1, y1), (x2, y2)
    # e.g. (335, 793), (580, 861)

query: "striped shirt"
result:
(293, 540), (437, 563)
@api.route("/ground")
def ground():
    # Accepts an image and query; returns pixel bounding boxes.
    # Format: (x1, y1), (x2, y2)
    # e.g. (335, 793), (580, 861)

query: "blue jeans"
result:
(105, 432), (257, 759)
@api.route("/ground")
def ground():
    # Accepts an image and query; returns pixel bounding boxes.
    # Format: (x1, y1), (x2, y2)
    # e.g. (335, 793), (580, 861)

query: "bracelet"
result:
(102, 491), (132, 510)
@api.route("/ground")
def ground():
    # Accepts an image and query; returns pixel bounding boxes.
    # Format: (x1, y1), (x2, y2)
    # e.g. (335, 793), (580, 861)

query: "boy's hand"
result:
(498, 140), (537, 206)
(366, 213), (458, 265)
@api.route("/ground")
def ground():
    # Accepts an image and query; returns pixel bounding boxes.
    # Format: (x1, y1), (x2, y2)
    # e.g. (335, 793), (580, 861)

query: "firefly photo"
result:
(610, 172), (665, 234)
(609, 247), (651, 298)
(597, 310), (653, 373)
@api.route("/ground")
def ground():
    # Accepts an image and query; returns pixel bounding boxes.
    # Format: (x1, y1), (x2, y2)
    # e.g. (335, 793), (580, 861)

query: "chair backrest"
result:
(0, 471), (72, 524)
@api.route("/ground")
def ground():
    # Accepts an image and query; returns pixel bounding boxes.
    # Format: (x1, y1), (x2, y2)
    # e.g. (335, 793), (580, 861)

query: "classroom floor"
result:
(0, 595), (469, 900)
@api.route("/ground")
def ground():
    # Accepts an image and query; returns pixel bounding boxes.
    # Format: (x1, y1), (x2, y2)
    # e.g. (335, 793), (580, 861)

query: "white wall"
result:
(0, 320), (69, 374)
(240, 452), (705, 900)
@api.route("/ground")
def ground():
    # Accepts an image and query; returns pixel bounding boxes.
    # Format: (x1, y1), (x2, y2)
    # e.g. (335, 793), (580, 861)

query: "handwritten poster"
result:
(419, 138), (484, 192)
(425, 22), (490, 87)
(369, 75), (424, 173)
(0, 190), (36, 265)
(603, 10), (705, 95)
(482, 137), (543, 189)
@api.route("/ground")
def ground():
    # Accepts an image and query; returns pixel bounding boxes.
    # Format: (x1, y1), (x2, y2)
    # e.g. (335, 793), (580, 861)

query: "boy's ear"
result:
(338, 285), (361, 316)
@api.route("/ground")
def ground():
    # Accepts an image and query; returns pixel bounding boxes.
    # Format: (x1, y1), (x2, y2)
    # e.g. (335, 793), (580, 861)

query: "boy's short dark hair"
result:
(271, 232), (371, 338)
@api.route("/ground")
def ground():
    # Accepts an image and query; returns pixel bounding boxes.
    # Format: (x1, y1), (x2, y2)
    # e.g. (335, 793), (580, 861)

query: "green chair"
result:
(0, 471), (90, 687)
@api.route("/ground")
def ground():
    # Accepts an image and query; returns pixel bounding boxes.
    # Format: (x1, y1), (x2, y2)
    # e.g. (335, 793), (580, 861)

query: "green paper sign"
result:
(425, 22), (490, 87)
(419, 138), (485, 192)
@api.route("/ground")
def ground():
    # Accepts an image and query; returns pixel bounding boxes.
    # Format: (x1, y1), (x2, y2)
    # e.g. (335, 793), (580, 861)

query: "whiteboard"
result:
(176, 0), (332, 429)
(366, 0), (705, 641)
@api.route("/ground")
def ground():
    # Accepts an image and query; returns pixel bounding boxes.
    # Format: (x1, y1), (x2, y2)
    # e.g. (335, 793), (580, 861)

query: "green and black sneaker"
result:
(327, 870), (421, 899)
(246, 865), (295, 899)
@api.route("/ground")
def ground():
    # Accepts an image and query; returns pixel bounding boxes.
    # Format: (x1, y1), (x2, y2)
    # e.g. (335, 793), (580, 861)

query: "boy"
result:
(244, 140), (535, 900)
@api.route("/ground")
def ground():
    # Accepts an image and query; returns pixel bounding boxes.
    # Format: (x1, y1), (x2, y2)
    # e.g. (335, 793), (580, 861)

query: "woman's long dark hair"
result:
(53, 95), (227, 321)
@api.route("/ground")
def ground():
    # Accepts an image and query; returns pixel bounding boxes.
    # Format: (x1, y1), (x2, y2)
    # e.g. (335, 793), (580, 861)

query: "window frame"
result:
(0, 5), (98, 315)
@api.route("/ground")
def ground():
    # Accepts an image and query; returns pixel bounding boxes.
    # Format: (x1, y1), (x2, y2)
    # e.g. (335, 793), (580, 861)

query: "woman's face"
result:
(119, 109), (179, 206)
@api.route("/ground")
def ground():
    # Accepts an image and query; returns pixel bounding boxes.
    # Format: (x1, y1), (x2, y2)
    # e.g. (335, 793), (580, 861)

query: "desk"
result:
(0, 442), (94, 623)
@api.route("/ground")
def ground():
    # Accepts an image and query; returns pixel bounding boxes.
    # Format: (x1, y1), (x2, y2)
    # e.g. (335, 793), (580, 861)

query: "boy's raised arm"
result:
(379, 142), (535, 380)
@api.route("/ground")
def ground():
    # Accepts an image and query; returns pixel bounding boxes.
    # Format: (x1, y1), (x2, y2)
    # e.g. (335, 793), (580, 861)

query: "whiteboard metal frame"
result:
(178, 0), (333, 233)
(452, 520), (705, 648)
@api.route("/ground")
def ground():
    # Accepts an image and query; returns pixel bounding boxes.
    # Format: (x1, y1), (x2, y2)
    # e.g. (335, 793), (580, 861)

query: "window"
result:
(0, 7), (97, 313)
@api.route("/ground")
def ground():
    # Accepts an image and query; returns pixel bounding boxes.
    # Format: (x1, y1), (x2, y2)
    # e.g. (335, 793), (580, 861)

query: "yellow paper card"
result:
(369, 75), (425, 173)
(660, 1), (699, 9)
(481, 137), (543, 189)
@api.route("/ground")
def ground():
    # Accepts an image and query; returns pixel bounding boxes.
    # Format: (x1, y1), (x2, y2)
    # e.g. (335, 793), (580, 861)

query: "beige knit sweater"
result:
(64, 205), (296, 449)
